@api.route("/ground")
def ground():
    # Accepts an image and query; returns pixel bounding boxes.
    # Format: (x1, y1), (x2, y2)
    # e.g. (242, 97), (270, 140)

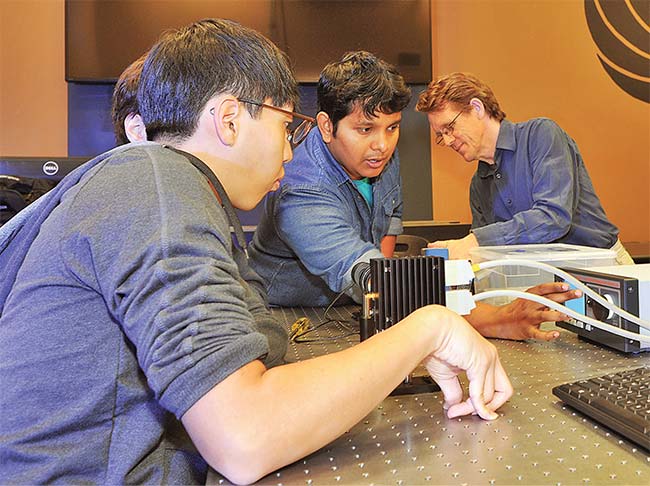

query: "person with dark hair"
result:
(111, 53), (148, 145)
(0, 21), (516, 484)
(416, 72), (633, 264)
(249, 51), (411, 306)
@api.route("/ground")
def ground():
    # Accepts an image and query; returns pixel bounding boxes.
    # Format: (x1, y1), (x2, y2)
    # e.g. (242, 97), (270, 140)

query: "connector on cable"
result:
(444, 259), (475, 287)
(443, 259), (476, 315)
(445, 289), (476, 315)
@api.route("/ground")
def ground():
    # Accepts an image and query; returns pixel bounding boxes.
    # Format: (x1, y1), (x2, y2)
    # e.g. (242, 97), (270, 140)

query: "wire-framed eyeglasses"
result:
(434, 109), (464, 145)
(239, 99), (315, 147)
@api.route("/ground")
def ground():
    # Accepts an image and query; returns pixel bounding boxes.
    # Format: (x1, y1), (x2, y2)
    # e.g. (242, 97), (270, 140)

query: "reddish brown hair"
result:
(416, 72), (506, 121)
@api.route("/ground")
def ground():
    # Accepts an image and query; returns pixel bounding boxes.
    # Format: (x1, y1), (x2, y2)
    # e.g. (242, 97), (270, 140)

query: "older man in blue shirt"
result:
(416, 72), (633, 264)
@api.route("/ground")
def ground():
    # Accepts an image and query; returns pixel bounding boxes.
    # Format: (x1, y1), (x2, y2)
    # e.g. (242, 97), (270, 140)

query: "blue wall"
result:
(67, 82), (432, 224)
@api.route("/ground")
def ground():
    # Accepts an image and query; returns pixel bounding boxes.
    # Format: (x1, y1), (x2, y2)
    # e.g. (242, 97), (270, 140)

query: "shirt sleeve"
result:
(387, 216), (403, 236)
(472, 120), (575, 245)
(274, 185), (384, 294)
(232, 248), (288, 368)
(62, 149), (271, 419)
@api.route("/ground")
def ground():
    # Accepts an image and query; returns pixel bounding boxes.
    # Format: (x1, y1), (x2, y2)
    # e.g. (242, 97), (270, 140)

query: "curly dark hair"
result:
(317, 51), (411, 134)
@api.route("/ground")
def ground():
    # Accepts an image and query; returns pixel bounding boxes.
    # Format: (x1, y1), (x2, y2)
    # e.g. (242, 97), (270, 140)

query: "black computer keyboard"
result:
(552, 367), (650, 450)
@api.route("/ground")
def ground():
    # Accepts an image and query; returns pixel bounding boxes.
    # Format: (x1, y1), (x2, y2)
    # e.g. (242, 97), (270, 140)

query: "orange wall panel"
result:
(1, 1), (647, 243)
(0, 0), (67, 157)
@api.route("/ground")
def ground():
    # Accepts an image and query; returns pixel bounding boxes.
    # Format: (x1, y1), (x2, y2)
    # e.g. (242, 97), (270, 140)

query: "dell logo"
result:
(43, 160), (59, 176)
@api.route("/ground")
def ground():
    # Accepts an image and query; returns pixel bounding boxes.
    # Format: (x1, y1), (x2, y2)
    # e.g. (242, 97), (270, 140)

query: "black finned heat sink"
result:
(368, 255), (446, 334)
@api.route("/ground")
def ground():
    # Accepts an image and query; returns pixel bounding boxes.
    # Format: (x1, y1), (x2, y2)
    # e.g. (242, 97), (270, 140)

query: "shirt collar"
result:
(310, 129), (351, 185)
(495, 119), (516, 152)
(477, 160), (497, 178)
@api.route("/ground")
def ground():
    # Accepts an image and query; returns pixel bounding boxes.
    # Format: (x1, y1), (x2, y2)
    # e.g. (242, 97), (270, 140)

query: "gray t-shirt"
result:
(0, 143), (287, 484)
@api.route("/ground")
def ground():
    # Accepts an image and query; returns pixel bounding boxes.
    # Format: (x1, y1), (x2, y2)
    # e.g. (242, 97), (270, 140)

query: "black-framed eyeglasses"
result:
(239, 99), (315, 147)
(434, 109), (464, 145)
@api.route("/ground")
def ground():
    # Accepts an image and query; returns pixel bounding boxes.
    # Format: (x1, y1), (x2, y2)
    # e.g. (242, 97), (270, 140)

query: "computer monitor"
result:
(0, 157), (89, 182)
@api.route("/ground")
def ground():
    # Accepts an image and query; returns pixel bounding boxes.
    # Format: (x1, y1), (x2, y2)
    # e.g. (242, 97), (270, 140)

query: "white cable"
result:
(473, 289), (650, 345)
(475, 259), (650, 331)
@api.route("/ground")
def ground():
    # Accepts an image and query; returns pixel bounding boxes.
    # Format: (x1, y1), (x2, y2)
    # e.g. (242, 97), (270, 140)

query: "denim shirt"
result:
(249, 128), (403, 307)
(470, 118), (618, 248)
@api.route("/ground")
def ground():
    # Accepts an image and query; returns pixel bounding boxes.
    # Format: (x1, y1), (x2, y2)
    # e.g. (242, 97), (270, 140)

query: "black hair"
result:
(138, 18), (299, 142)
(317, 51), (411, 134)
(111, 53), (146, 145)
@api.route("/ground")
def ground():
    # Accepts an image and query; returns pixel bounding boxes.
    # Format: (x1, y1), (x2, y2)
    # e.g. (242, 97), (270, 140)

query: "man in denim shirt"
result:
(249, 51), (408, 307)
(417, 72), (633, 264)
(248, 54), (582, 342)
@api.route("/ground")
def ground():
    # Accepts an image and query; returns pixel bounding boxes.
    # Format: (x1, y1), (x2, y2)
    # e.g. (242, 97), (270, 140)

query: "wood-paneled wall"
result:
(1, 0), (647, 242)
(0, 0), (67, 157)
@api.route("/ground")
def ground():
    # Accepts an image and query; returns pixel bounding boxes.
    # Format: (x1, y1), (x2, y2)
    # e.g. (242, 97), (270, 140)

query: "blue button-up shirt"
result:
(249, 128), (403, 307)
(470, 118), (618, 248)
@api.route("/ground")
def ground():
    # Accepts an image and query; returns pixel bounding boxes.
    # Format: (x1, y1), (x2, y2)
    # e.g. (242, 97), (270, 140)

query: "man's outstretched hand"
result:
(468, 282), (582, 341)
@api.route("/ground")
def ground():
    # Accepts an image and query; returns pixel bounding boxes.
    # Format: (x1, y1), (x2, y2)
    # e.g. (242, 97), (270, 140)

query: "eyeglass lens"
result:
(291, 120), (313, 146)
(435, 110), (463, 145)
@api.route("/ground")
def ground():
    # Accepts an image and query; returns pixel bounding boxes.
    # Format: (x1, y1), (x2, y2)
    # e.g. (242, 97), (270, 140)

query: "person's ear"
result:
(210, 97), (240, 146)
(316, 112), (334, 143)
(124, 113), (147, 143)
(469, 97), (486, 119)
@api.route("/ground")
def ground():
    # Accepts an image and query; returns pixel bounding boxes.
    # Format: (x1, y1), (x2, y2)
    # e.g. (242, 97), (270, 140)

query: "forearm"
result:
(183, 306), (445, 484)
(472, 206), (571, 246)
(464, 282), (573, 341)
(381, 234), (396, 257)
(256, 318), (434, 457)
